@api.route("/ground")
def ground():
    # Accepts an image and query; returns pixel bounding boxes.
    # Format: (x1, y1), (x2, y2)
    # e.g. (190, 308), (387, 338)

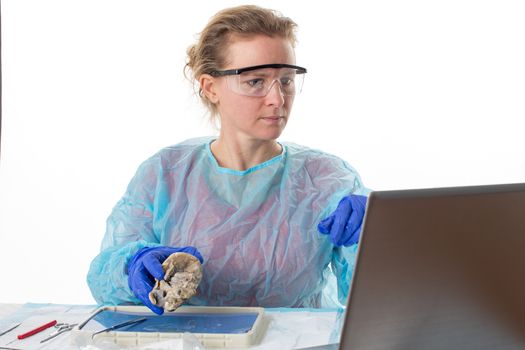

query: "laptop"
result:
(300, 183), (525, 350)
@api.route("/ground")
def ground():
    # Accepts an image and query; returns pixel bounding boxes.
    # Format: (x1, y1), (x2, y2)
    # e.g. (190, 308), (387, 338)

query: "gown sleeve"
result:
(86, 156), (163, 305)
(316, 155), (371, 307)
(331, 244), (360, 306)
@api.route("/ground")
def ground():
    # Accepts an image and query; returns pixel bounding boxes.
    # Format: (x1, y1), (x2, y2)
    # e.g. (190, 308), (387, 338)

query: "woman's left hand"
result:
(317, 194), (368, 247)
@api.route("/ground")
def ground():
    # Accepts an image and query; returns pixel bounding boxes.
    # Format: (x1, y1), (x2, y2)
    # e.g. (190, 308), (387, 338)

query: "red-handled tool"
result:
(17, 320), (57, 340)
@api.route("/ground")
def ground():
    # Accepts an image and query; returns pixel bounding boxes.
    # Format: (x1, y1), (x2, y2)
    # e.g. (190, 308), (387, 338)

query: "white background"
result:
(1, 0), (524, 305)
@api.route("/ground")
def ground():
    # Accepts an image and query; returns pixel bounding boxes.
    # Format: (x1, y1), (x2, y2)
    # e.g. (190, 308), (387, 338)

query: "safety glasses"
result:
(211, 64), (307, 97)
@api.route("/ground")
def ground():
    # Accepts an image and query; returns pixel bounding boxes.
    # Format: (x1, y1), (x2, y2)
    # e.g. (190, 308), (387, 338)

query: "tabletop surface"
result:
(0, 303), (342, 350)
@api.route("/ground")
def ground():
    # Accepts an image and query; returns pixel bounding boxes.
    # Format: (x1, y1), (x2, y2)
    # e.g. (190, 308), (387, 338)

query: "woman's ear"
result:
(199, 74), (219, 104)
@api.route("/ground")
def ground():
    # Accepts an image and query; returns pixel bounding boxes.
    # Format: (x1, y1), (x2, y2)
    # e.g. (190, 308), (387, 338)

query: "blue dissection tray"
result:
(74, 305), (266, 348)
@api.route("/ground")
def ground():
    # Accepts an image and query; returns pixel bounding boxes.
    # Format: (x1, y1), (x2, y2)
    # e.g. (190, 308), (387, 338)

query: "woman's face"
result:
(213, 35), (297, 142)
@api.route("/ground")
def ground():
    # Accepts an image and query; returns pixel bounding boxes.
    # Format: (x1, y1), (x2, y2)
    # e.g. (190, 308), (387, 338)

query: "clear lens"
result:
(226, 68), (305, 97)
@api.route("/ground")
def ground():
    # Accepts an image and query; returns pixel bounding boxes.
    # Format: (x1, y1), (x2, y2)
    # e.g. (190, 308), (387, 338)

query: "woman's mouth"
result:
(260, 116), (285, 125)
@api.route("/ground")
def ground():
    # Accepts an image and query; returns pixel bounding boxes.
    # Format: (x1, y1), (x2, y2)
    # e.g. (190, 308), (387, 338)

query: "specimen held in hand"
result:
(148, 252), (203, 311)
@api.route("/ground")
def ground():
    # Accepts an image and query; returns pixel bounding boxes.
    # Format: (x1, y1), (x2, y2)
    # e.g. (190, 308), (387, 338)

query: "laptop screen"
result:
(339, 183), (525, 350)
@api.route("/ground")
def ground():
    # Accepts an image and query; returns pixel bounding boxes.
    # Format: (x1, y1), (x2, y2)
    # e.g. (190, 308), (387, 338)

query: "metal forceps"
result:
(91, 317), (147, 339)
(40, 323), (78, 343)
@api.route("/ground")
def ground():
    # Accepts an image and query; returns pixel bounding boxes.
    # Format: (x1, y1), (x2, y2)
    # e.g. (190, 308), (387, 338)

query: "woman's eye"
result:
(246, 79), (265, 88)
(281, 77), (293, 86)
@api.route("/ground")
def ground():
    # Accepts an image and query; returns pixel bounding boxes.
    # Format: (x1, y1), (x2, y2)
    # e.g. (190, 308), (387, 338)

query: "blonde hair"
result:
(185, 5), (298, 120)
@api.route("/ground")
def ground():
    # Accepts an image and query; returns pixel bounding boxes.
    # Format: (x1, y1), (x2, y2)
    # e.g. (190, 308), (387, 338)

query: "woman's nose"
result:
(265, 80), (285, 106)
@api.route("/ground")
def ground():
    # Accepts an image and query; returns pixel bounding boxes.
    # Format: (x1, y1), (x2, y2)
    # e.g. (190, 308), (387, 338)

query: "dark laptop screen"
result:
(339, 183), (525, 350)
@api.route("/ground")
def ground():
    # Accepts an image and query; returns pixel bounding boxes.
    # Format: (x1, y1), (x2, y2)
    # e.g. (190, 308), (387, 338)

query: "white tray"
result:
(71, 305), (266, 348)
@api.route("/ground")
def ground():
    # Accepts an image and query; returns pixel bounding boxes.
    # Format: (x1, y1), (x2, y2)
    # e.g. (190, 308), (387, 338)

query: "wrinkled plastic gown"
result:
(87, 137), (370, 308)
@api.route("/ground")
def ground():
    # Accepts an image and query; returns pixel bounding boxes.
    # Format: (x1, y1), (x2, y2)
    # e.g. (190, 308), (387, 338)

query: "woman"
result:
(87, 5), (369, 315)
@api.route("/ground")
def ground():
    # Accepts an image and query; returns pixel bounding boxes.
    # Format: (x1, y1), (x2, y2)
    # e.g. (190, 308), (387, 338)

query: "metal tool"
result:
(77, 307), (104, 330)
(40, 323), (78, 343)
(0, 323), (21, 337)
(91, 317), (147, 339)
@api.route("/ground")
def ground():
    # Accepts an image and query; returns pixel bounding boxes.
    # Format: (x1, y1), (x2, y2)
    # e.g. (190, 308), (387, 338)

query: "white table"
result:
(0, 303), (342, 350)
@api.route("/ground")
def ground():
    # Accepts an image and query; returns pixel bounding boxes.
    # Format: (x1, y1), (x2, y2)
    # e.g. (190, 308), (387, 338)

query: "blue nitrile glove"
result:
(127, 246), (204, 315)
(318, 194), (368, 247)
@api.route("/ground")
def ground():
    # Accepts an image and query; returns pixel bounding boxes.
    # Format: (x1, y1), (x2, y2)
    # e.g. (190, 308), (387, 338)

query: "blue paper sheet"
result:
(86, 309), (259, 334)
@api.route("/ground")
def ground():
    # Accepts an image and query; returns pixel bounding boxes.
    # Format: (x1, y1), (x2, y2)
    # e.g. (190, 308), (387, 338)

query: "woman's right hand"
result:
(127, 246), (204, 314)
